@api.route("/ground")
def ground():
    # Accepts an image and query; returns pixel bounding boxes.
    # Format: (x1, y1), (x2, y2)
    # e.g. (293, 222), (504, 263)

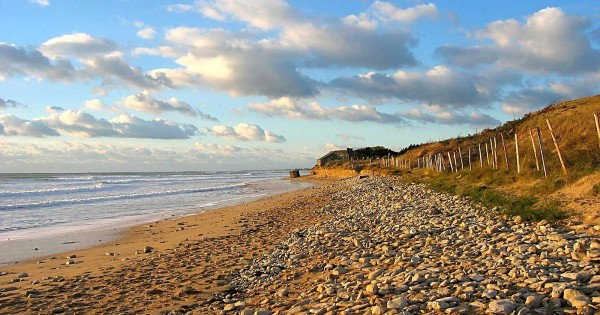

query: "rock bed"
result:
(225, 176), (600, 315)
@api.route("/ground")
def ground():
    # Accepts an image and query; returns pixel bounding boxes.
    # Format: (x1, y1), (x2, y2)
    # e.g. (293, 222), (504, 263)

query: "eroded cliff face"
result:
(310, 168), (375, 178)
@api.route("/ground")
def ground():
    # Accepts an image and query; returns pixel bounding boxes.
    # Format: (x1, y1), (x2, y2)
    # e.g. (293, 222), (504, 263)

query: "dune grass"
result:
(325, 95), (600, 221)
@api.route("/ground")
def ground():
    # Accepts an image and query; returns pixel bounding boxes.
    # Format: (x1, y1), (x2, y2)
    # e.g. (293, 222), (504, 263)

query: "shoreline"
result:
(0, 175), (334, 314)
(1, 175), (599, 314)
(0, 178), (316, 266)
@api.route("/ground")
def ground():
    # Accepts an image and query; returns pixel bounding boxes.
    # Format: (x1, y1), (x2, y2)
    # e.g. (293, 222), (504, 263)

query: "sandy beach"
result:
(1, 176), (599, 315)
(0, 177), (336, 314)
(0, 178), (315, 265)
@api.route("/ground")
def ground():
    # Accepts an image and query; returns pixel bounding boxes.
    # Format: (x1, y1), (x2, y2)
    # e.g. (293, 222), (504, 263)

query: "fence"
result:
(348, 111), (600, 178)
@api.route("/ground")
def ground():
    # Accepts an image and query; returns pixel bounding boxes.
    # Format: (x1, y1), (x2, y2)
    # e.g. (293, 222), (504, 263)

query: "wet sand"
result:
(0, 179), (314, 265)
(0, 177), (335, 314)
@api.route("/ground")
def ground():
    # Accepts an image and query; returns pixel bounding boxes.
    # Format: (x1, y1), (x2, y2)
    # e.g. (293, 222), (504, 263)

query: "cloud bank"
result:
(0, 110), (198, 139)
(206, 123), (286, 143)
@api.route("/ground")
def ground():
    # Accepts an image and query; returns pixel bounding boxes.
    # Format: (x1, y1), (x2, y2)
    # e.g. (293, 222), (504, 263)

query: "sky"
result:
(1, 0), (599, 172)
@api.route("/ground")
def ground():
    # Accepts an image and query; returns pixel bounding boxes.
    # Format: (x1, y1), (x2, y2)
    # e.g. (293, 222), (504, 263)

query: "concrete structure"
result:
(316, 149), (350, 166)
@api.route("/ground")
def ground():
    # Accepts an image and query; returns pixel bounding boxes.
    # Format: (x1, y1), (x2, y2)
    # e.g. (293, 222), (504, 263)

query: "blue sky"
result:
(1, 0), (599, 172)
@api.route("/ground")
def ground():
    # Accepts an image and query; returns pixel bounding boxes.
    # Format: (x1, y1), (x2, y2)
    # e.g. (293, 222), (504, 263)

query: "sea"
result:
(0, 171), (311, 264)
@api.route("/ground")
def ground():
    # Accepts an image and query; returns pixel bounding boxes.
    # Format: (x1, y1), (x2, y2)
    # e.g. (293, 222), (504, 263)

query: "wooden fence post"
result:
(536, 127), (548, 178)
(478, 143), (483, 168)
(487, 140), (492, 167)
(515, 132), (520, 174)
(485, 142), (490, 166)
(529, 129), (540, 171)
(493, 136), (498, 169)
(594, 111), (600, 149)
(546, 119), (567, 175)
(448, 152), (454, 172)
(452, 152), (458, 172)
(490, 138), (495, 168)
(458, 147), (464, 170)
(440, 154), (445, 171)
(468, 146), (472, 171)
(501, 133), (509, 170)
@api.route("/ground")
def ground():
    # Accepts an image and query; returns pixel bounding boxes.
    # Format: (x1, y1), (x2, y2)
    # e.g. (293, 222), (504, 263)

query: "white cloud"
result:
(40, 33), (172, 91)
(159, 27), (318, 97)
(436, 7), (600, 74)
(249, 97), (407, 124)
(279, 21), (416, 70)
(0, 140), (316, 172)
(498, 73), (600, 114)
(0, 98), (26, 109)
(370, 2), (439, 24)
(206, 123), (286, 143)
(194, 142), (245, 156)
(45, 106), (65, 113)
(0, 111), (198, 139)
(329, 66), (487, 108)
(342, 13), (377, 30)
(119, 91), (214, 118)
(176, 54), (233, 80)
(137, 27), (156, 40)
(84, 92), (218, 120)
(132, 46), (181, 58)
(0, 115), (60, 137)
(2, 34), (171, 92)
(401, 108), (500, 127)
(85, 56), (171, 91)
(30, 0), (50, 6)
(108, 114), (198, 139)
(148, 68), (197, 86)
(197, 0), (296, 30)
(40, 33), (119, 60)
(166, 4), (196, 13)
(84, 99), (105, 111)
(0, 42), (77, 82)
(250, 97), (499, 127)
(153, 0), (422, 97)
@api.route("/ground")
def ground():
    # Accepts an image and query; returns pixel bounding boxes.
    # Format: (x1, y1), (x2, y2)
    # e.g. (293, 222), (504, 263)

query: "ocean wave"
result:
(0, 182), (248, 211)
(97, 174), (279, 185)
(0, 183), (106, 197)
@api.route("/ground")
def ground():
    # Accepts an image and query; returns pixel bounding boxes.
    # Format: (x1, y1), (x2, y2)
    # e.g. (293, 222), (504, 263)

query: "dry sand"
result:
(0, 178), (337, 314)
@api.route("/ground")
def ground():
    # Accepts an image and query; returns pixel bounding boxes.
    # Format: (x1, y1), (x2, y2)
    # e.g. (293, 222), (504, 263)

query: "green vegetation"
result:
(319, 95), (600, 221)
(350, 146), (397, 159)
(401, 170), (569, 221)
(593, 183), (600, 196)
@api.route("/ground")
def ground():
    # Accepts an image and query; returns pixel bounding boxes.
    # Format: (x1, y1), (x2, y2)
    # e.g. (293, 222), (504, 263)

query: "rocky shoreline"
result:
(1, 176), (599, 314)
(221, 177), (599, 314)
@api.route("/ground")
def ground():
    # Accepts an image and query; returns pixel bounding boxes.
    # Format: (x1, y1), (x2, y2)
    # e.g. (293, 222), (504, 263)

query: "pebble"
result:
(563, 288), (591, 308)
(226, 177), (600, 315)
(386, 298), (408, 309)
(4, 177), (599, 315)
(488, 299), (517, 314)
